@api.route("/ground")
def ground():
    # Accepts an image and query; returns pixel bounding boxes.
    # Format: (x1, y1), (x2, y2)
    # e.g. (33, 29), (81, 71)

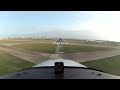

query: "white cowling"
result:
(33, 59), (87, 68)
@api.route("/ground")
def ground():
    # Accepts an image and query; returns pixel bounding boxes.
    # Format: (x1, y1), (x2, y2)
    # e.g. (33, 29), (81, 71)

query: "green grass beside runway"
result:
(65, 39), (120, 47)
(60, 44), (113, 53)
(12, 43), (57, 54)
(0, 51), (34, 76)
(81, 55), (120, 76)
(0, 39), (55, 43)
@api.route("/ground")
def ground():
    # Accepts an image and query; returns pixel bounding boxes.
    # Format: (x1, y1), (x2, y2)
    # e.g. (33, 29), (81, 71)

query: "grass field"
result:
(81, 55), (120, 76)
(65, 39), (120, 47)
(0, 38), (55, 43)
(0, 51), (34, 76)
(60, 44), (113, 53)
(12, 43), (57, 53)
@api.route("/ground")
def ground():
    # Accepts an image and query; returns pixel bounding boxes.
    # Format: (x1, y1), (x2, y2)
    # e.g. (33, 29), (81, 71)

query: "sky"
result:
(0, 11), (120, 42)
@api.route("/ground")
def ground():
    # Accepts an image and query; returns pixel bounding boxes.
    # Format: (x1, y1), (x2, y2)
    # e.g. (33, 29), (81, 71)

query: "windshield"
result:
(0, 11), (120, 77)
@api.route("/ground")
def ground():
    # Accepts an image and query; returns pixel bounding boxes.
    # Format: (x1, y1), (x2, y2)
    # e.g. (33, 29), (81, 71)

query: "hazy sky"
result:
(0, 11), (120, 41)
